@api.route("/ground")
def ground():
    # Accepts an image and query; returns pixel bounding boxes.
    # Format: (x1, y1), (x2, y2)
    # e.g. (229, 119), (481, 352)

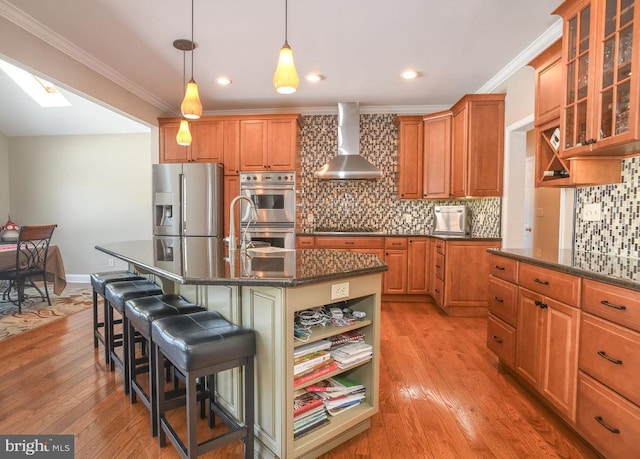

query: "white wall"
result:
(0, 131), (8, 221)
(8, 133), (153, 278)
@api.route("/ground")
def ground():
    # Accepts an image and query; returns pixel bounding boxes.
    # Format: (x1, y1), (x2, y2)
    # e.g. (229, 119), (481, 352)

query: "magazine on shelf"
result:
(329, 330), (365, 347)
(293, 404), (326, 423)
(293, 390), (324, 417)
(293, 339), (332, 358)
(293, 417), (330, 439)
(293, 361), (339, 387)
(305, 375), (365, 397)
(294, 357), (335, 380)
(326, 399), (363, 416)
(330, 342), (372, 358)
(294, 350), (331, 376)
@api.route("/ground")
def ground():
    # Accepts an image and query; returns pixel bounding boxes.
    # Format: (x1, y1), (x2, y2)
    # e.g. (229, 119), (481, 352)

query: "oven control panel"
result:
(240, 171), (295, 186)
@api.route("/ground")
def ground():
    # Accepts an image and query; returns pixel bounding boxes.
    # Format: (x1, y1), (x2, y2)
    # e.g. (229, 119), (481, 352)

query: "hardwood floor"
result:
(0, 299), (600, 458)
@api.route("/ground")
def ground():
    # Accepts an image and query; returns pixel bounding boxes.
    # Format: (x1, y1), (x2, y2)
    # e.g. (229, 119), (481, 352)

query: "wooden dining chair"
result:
(0, 224), (57, 312)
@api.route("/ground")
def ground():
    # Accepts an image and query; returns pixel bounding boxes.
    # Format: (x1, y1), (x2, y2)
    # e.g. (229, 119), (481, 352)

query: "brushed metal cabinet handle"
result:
(595, 416), (620, 434)
(601, 300), (627, 311)
(597, 350), (623, 365)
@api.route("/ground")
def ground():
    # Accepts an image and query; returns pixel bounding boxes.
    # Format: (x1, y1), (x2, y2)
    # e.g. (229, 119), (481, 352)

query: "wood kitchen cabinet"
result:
(487, 254), (519, 369)
(239, 115), (301, 171)
(223, 119), (240, 175)
(450, 94), (505, 198)
(383, 238), (408, 294)
(423, 111), (452, 199)
(432, 239), (501, 316)
(159, 118), (224, 163)
(407, 237), (430, 294)
(395, 116), (423, 199)
(555, 0), (640, 157)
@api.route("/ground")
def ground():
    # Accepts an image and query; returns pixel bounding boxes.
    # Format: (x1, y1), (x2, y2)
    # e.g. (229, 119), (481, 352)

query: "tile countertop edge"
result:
(488, 248), (640, 292)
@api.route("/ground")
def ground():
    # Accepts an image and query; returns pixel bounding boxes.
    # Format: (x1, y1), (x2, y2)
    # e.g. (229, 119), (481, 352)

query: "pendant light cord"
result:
(190, 0), (194, 80)
(284, 0), (289, 45)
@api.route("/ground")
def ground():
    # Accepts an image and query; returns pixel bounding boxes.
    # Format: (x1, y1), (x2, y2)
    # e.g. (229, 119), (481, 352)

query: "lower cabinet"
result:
(488, 252), (640, 459)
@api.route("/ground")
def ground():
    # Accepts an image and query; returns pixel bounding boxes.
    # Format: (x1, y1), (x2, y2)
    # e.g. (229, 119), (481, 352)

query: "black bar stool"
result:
(104, 279), (162, 393)
(125, 294), (205, 436)
(152, 311), (256, 458)
(90, 271), (144, 364)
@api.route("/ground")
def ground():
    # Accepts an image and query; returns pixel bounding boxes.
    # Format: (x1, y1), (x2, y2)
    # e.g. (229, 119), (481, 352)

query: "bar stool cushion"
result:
(152, 311), (256, 373)
(125, 294), (205, 339)
(105, 280), (163, 313)
(90, 271), (145, 296)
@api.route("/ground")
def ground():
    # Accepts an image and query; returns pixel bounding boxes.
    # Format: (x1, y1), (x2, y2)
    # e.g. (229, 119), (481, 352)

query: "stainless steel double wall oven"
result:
(239, 171), (296, 249)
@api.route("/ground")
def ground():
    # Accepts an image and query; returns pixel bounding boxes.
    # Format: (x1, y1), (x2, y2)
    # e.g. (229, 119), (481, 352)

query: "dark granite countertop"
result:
(300, 230), (500, 241)
(96, 238), (388, 287)
(489, 248), (640, 292)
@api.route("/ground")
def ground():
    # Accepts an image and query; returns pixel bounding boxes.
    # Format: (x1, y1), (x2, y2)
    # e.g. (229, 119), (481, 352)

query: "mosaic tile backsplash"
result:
(575, 155), (640, 258)
(297, 114), (502, 237)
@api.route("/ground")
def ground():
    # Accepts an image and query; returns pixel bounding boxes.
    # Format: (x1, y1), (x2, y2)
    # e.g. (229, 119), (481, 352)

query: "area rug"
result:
(0, 285), (92, 341)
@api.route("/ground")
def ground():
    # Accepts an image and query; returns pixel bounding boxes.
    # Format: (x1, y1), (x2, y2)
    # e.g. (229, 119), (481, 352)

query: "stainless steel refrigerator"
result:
(152, 163), (223, 237)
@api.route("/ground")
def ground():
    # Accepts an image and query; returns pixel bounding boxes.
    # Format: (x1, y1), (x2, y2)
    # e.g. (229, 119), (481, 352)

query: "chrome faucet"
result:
(226, 195), (258, 255)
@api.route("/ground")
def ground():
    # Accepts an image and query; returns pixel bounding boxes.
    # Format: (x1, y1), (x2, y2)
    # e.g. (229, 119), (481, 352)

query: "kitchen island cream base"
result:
(196, 273), (381, 458)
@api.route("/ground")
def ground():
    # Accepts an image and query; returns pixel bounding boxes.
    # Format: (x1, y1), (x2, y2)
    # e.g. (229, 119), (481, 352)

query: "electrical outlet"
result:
(108, 258), (115, 267)
(331, 282), (349, 300)
(583, 203), (602, 221)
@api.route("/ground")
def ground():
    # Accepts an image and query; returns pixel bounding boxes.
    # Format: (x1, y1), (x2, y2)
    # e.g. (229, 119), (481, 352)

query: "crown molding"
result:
(203, 104), (452, 117)
(0, 0), (175, 114)
(477, 18), (562, 93)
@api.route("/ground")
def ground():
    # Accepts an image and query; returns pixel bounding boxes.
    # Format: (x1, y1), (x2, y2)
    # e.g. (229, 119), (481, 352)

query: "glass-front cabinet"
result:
(556, 0), (640, 157)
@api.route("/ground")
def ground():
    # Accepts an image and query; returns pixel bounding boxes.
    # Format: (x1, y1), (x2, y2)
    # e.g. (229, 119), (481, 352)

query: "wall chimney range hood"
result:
(314, 102), (383, 180)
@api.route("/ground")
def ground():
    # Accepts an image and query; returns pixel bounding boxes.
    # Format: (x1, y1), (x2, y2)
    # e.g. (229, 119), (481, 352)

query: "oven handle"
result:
(240, 184), (295, 191)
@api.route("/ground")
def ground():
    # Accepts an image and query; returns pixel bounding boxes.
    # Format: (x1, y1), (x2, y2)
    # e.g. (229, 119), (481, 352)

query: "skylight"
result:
(0, 59), (71, 108)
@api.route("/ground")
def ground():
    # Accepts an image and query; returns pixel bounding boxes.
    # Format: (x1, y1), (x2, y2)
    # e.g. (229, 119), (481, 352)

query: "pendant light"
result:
(273, 0), (299, 94)
(180, 0), (202, 119)
(174, 40), (193, 146)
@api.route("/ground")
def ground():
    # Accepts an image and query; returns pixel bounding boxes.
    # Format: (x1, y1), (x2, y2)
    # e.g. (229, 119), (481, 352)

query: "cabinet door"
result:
(531, 39), (564, 127)
(240, 120), (268, 170)
(540, 297), (579, 421)
(407, 238), (429, 294)
(159, 120), (189, 163)
(516, 288), (545, 388)
(429, 239), (438, 296)
(267, 118), (298, 170)
(190, 120), (224, 162)
(558, 0), (596, 156)
(396, 116), (424, 199)
(423, 112), (451, 199)
(223, 120), (240, 175)
(450, 105), (467, 197)
(383, 249), (407, 294)
(466, 98), (505, 196)
(443, 241), (499, 308)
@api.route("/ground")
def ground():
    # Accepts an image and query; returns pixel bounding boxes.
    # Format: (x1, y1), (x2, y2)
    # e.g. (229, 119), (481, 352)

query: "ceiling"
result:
(0, 0), (562, 137)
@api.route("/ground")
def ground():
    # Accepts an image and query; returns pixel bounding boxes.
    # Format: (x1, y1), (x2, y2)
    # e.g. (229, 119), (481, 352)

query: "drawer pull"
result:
(494, 265), (505, 271)
(492, 296), (504, 303)
(435, 265), (441, 268)
(597, 351), (623, 365)
(534, 300), (548, 309)
(435, 289), (440, 294)
(491, 335), (503, 344)
(345, 242), (354, 245)
(595, 416), (621, 434)
(601, 300), (627, 311)
(534, 278), (549, 285)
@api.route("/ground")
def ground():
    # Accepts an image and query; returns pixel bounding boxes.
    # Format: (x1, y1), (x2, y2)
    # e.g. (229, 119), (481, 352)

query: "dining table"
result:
(0, 244), (67, 295)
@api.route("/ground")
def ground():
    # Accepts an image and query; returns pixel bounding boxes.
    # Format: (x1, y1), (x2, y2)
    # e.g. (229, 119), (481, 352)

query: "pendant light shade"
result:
(273, 0), (299, 94)
(181, 0), (202, 119)
(181, 79), (202, 119)
(176, 119), (192, 145)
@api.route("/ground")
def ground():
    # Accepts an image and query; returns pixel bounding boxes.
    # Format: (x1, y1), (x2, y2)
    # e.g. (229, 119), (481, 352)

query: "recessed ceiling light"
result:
(215, 77), (232, 86)
(305, 73), (325, 82)
(400, 70), (419, 80)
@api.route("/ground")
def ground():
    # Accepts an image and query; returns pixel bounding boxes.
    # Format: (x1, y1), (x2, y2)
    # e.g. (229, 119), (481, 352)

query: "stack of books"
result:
(293, 390), (329, 438)
(329, 330), (365, 348)
(329, 342), (373, 369)
(294, 339), (338, 387)
(306, 375), (366, 416)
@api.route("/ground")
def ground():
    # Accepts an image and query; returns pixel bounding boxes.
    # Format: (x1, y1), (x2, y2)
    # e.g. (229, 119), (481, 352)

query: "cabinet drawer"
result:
(579, 314), (640, 406)
(385, 237), (408, 249)
(487, 315), (515, 369)
(433, 278), (444, 306)
(488, 276), (517, 326)
(519, 263), (580, 307)
(582, 279), (640, 333)
(434, 239), (445, 255)
(576, 372), (640, 459)
(314, 237), (385, 249)
(434, 253), (445, 281)
(488, 254), (518, 283)
(296, 236), (315, 249)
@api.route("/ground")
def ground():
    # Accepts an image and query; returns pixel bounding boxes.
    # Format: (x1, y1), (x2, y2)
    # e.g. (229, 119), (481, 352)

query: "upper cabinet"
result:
(555, 0), (640, 157)
(159, 114), (301, 174)
(239, 115), (301, 171)
(423, 111), (452, 199)
(530, 39), (564, 127)
(395, 116), (424, 199)
(450, 94), (505, 198)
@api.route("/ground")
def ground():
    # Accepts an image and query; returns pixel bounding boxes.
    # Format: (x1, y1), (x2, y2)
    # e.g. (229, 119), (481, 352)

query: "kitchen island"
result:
(96, 238), (387, 459)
